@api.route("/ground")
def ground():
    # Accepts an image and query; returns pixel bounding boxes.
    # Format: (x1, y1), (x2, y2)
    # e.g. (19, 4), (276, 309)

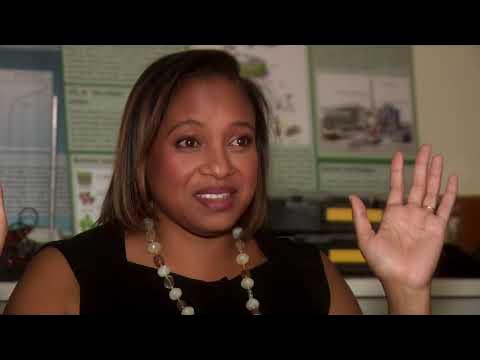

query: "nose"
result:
(199, 145), (235, 179)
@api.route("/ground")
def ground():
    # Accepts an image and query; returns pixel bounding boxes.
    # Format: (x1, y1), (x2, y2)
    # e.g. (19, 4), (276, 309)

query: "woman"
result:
(0, 49), (458, 314)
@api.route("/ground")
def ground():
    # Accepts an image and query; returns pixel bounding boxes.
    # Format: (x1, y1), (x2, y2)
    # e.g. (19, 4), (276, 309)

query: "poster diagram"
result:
(190, 45), (313, 146)
(70, 154), (114, 234)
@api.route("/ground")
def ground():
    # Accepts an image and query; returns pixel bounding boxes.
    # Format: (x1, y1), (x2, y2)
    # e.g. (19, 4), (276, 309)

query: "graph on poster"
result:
(0, 69), (53, 151)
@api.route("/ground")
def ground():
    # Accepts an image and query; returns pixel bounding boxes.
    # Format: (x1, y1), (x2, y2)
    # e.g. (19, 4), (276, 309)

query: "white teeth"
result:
(196, 193), (230, 200)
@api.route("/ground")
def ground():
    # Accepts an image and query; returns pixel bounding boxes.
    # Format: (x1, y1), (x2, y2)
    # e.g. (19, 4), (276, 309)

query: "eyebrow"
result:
(167, 119), (255, 135)
(167, 119), (202, 135)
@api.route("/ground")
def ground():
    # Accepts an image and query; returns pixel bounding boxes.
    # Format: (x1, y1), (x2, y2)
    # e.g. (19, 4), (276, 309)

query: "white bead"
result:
(241, 277), (254, 290)
(157, 265), (170, 278)
(232, 227), (243, 240)
(236, 253), (250, 266)
(169, 288), (182, 301)
(246, 298), (260, 311)
(147, 241), (162, 255)
(181, 306), (195, 315)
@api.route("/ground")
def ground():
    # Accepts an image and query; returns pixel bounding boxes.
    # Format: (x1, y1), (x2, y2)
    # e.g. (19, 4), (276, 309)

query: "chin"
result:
(183, 216), (240, 238)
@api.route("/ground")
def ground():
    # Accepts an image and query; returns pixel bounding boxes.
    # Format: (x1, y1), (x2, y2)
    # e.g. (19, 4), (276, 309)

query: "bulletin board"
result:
(0, 45), (417, 236)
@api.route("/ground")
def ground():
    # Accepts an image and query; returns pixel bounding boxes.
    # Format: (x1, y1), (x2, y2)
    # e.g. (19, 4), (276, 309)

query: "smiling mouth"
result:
(194, 190), (237, 211)
(196, 193), (231, 200)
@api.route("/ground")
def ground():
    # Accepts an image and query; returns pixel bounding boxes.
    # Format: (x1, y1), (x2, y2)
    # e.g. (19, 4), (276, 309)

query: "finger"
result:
(407, 144), (432, 206)
(422, 155), (443, 209)
(349, 195), (375, 246)
(436, 175), (459, 223)
(386, 151), (404, 206)
(0, 183), (6, 254)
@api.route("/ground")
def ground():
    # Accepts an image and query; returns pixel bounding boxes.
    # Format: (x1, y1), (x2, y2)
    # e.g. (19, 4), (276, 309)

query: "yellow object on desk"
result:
(325, 207), (383, 223)
(329, 249), (366, 264)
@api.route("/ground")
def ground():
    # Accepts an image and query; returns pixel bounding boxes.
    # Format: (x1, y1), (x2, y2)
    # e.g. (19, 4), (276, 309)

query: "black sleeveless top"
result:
(44, 223), (330, 314)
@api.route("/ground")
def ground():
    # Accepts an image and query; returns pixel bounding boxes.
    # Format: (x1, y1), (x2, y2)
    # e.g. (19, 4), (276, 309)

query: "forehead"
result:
(161, 76), (256, 129)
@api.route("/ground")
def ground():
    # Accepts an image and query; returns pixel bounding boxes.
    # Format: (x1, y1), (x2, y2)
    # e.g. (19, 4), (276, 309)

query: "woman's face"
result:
(147, 76), (259, 237)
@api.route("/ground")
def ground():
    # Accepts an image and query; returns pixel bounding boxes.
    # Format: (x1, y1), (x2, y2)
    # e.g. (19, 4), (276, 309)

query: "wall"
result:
(413, 45), (480, 195)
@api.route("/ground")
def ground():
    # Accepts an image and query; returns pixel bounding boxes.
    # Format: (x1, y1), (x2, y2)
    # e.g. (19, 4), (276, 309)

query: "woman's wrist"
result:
(381, 281), (432, 315)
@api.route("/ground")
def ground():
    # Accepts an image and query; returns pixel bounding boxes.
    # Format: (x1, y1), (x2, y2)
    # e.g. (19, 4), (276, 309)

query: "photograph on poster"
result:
(316, 72), (415, 155)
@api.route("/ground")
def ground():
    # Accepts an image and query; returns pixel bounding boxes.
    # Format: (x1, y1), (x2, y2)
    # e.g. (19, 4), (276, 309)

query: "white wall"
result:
(413, 45), (480, 195)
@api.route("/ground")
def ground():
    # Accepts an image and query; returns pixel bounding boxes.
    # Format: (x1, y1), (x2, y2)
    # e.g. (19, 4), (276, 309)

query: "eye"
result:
(230, 135), (253, 147)
(176, 137), (200, 149)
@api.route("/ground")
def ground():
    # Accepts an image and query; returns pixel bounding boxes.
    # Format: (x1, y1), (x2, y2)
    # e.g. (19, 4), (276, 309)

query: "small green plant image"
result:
(80, 214), (95, 232)
(239, 56), (268, 78)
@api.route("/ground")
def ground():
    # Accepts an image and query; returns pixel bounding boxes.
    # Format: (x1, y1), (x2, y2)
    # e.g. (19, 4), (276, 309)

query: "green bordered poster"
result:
(62, 45), (186, 234)
(310, 46), (417, 196)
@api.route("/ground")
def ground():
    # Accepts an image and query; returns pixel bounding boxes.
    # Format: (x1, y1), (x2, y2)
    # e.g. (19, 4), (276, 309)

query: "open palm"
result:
(350, 145), (458, 290)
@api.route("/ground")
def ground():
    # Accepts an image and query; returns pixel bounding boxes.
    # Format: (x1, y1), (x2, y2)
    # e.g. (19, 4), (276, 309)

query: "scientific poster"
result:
(0, 68), (72, 232)
(190, 45), (317, 195)
(311, 46), (417, 196)
(62, 46), (185, 232)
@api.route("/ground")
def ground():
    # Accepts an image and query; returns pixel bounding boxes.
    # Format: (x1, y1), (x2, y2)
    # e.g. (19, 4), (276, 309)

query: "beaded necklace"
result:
(144, 219), (261, 315)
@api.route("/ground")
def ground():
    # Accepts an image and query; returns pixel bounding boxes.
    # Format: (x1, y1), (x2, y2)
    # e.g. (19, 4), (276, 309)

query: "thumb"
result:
(349, 195), (375, 247)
